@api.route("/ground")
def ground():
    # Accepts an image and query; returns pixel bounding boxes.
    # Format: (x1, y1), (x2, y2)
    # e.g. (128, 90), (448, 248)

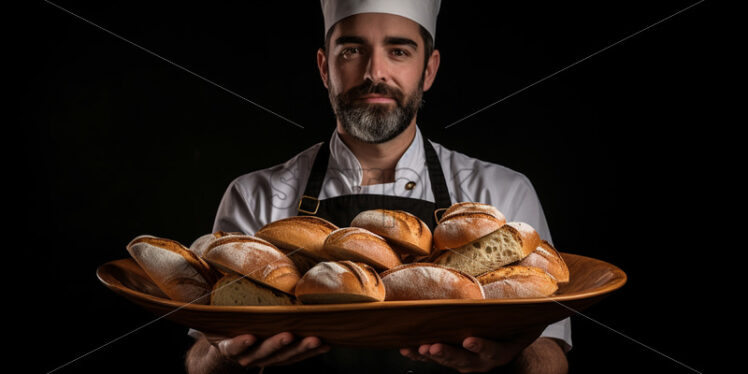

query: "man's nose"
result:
(363, 48), (389, 83)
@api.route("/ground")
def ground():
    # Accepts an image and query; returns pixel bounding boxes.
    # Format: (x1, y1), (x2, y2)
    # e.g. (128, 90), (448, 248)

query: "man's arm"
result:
(508, 337), (568, 374)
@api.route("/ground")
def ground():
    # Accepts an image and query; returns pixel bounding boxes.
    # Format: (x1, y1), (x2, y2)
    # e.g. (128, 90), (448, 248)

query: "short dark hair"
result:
(322, 24), (435, 71)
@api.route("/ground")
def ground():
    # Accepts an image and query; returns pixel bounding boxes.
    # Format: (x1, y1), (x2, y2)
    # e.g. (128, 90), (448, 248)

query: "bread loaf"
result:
(203, 235), (300, 294)
(126, 235), (217, 304)
(189, 231), (242, 258)
(210, 274), (296, 306)
(322, 227), (402, 271)
(433, 222), (540, 276)
(350, 209), (432, 256)
(255, 216), (339, 274)
(441, 202), (506, 222)
(433, 212), (506, 251)
(516, 240), (570, 283)
(380, 263), (485, 301)
(477, 265), (558, 298)
(294, 261), (385, 304)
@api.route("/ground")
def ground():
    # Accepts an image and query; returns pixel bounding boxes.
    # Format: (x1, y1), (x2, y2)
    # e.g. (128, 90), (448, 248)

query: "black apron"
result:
(268, 137), (482, 374)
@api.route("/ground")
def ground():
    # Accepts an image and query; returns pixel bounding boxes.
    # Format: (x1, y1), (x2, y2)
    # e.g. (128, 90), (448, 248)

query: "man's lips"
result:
(357, 95), (396, 103)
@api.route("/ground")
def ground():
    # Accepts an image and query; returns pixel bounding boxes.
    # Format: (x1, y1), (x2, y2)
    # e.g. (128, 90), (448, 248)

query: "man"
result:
(185, 1), (571, 373)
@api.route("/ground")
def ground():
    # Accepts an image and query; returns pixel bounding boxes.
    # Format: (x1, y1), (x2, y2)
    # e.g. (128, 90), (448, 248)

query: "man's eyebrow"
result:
(334, 35), (419, 50)
(384, 37), (418, 50)
(334, 36), (365, 46)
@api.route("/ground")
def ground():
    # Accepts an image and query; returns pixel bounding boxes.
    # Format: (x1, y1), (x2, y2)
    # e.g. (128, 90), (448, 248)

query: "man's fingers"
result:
(215, 334), (256, 359)
(232, 332), (295, 366)
(461, 336), (528, 367)
(420, 343), (476, 370)
(400, 347), (431, 362)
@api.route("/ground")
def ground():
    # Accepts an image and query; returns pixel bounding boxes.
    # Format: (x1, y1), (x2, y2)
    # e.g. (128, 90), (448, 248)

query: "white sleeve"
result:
(212, 178), (257, 235)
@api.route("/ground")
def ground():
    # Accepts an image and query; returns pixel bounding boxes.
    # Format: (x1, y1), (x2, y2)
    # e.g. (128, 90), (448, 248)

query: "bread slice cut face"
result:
(433, 222), (539, 276)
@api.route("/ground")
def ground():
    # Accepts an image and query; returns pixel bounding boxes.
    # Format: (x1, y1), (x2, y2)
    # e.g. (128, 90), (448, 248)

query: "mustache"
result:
(340, 81), (405, 104)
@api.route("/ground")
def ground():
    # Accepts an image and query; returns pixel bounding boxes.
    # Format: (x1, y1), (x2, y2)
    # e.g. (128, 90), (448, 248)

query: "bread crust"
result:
(442, 202), (506, 222)
(189, 231), (242, 258)
(350, 209), (432, 256)
(255, 216), (338, 260)
(203, 235), (300, 294)
(433, 212), (506, 251)
(322, 227), (402, 271)
(126, 235), (216, 304)
(255, 216), (339, 273)
(380, 263), (485, 301)
(295, 261), (385, 304)
(477, 265), (558, 298)
(517, 240), (570, 283)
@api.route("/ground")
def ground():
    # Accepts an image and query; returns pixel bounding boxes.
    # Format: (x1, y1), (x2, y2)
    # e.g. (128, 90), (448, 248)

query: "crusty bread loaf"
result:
(433, 222), (540, 276)
(294, 261), (385, 304)
(189, 231), (242, 258)
(380, 263), (485, 301)
(126, 235), (217, 304)
(255, 216), (339, 274)
(203, 235), (300, 294)
(516, 240), (570, 283)
(322, 227), (402, 272)
(441, 202), (506, 222)
(433, 212), (506, 251)
(350, 209), (432, 257)
(210, 274), (296, 306)
(477, 265), (558, 298)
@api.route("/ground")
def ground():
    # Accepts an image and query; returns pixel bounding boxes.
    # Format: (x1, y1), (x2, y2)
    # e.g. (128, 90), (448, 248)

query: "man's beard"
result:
(329, 76), (423, 144)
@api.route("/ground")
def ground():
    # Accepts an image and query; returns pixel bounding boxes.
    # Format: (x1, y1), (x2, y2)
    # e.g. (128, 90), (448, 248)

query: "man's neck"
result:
(336, 122), (417, 186)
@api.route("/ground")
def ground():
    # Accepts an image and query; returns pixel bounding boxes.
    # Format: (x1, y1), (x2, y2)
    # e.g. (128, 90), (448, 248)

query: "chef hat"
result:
(321, 0), (442, 42)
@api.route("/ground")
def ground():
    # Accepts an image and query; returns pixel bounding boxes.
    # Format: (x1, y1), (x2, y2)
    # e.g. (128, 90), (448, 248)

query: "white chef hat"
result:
(321, 0), (442, 42)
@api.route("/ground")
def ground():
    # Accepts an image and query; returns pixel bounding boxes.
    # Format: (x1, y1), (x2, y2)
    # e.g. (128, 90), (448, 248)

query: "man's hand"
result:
(399, 328), (556, 373)
(186, 331), (330, 373)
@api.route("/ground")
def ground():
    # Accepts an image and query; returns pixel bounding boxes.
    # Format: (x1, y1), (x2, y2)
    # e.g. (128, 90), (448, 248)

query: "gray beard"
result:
(330, 80), (423, 144)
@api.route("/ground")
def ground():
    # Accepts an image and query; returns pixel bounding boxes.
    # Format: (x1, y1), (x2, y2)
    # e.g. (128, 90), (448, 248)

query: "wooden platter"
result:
(96, 252), (626, 348)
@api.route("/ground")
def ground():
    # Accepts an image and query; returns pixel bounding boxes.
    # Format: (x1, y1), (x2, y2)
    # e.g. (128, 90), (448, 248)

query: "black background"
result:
(14, 0), (723, 373)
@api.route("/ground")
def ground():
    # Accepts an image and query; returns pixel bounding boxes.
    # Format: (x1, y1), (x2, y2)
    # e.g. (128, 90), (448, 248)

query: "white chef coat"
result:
(200, 125), (572, 352)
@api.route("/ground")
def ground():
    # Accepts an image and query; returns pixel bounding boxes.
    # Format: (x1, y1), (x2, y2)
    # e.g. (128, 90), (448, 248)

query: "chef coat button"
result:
(405, 181), (416, 190)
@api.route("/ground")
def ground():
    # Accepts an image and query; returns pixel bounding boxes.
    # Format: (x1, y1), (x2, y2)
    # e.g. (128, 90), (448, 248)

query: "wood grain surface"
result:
(96, 252), (626, 348)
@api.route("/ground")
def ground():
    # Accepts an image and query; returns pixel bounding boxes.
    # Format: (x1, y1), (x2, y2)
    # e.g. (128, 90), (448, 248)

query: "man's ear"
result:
(317, 48), (329, 89)
(422, 49), (441, 92)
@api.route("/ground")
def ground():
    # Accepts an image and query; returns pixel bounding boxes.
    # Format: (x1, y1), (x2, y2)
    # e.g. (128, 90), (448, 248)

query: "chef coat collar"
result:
(328, 125), (426, 186)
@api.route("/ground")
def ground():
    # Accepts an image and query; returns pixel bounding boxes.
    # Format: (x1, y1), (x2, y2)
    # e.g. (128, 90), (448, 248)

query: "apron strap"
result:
(298, 142), (330, 215)
(422, 138), (453, 211)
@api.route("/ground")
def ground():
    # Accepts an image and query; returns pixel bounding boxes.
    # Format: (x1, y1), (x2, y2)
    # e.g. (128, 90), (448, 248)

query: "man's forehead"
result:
(331, 13), (422, 43)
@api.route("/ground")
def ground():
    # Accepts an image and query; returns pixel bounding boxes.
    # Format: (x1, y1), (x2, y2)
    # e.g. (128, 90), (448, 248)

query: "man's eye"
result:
(391, 49), (409, 57)
(342, 47), (360, 58)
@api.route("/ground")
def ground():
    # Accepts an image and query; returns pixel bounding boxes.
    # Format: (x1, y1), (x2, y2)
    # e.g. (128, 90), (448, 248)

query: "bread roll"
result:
(189, 231), (242, 258)
(210, 274), (296, 306)
(294, 261), (385, 304)
(477, 265), (558, 298)
(516, 240), (570, 283)
(322, 227), (402, 272)
(433, 212), (506, 251)
(203, 235), (300, 294)
(380, 263), (485, 301)
(255, 216), (338, 274)
(433, 222), (540, 276)
(350, 209), (432, 256)
(441, 202), (506, 222)
(126, 235), (216, 304)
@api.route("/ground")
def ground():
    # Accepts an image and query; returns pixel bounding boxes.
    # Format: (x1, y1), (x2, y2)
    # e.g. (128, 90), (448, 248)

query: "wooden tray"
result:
(97, 253), (626, 348)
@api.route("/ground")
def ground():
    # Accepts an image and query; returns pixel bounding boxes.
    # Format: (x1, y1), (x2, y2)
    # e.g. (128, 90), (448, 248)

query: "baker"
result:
(185, 0), (571, 372)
